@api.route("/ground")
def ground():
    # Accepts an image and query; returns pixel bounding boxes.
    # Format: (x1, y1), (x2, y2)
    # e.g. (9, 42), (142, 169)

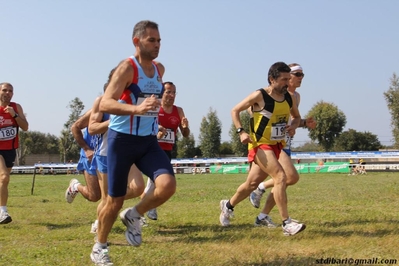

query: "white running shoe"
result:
(140, 217), (148, 227)
(147, 208), (158, 220)
(249, 188), (265, 208)
(254, 215), (277, 228)
(119, 207), (142, 246)
(91, 220), (98, 234)
(0, 210), (12, 224)
(90, 246), (113, 266)
(219, 200), (234, 226)
(65, 178), (80, 203)
(282, 218), (306, 236)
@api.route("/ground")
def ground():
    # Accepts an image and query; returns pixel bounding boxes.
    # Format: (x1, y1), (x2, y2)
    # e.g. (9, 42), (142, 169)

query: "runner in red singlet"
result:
(0, 82), (29, 224)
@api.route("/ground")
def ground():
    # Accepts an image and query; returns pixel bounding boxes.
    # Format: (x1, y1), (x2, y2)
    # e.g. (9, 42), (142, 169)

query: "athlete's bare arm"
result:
(100, 60), (161, 116)
(14, 104), (29, 131)
(231, 90), (263, 144)
(88, 96), (109, 135)
(177, 106), (190, 138)
(71, 110), (94, 160)
(287, 95), (301, 137)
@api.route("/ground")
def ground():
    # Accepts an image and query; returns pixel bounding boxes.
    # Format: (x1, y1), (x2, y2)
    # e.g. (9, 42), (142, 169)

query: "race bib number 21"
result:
(136, 94), (161, 117)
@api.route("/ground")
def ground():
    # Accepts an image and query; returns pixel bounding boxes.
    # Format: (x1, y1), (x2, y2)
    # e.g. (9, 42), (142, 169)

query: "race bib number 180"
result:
(0, 126), (17, 141)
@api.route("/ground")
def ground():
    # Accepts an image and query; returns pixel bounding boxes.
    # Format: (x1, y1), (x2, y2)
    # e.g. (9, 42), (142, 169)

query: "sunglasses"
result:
(164, 90), (177, 95)
(291, 72), (305, 78)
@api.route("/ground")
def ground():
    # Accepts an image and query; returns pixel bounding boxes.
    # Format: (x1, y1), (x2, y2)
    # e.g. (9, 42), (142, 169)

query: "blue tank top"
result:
(80, 127), (96, 157)
(109, 56), (163, 136)
(94, 113), (110, 157)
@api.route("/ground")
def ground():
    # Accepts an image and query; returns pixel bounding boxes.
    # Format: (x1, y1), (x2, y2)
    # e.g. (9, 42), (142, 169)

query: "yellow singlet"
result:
(248, 89), (293, 149)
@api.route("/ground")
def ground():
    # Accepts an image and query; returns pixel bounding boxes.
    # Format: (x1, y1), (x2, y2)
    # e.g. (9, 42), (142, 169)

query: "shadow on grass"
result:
(313, 228), (397, 237)
(35, 222), (82, 230)
(35, 220), (95, 230)
(224, 256), (319, 266)
(313, 218), (399, 237)
(148, 223), (266, 243)
(320, 218), (399, 227)
(118, 217), (399, 244)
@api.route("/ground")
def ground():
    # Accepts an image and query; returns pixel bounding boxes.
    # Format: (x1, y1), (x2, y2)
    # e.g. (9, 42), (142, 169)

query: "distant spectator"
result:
(49, 162), (56, 175)
(359, 158), (367, 174)
(67, 160), (74, 175)
(37, 161), (44, 175)
(316, 159), (325, 173)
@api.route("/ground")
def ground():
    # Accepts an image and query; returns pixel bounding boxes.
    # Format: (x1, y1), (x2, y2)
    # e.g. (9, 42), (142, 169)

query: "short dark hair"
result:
(163, 81), (175, 87)
(0, 82), (13, 89)
(132, 20), (159, 39)
(267, 62), (291, 85)
(103, 67), (117, 92)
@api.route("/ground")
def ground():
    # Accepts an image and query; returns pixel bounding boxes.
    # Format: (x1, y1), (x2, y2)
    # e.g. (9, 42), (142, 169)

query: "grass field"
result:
(0, 172), (398, 266)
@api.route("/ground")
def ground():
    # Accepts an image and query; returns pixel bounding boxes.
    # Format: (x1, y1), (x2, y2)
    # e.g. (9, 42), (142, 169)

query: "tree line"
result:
(16, 74), (399, 164)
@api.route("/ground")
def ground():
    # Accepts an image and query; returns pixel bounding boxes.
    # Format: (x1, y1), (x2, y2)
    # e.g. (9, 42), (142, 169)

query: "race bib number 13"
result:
(271, 123), (286, 140)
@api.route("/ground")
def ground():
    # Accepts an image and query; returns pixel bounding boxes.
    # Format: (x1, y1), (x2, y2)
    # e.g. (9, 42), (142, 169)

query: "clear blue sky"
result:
(1, 1), (398, 147)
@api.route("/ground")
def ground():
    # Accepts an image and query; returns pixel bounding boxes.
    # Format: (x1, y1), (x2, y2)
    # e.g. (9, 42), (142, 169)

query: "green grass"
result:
(0, 172), (398, 266)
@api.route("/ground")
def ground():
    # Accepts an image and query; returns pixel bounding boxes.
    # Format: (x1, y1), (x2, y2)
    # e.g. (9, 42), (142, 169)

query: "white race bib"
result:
(136, 94), (160, 117)
(0, 126), (17, 141)
(285, 134), (292, 149)
(158, 129), (175, 144)
(271, 123), (286, 140)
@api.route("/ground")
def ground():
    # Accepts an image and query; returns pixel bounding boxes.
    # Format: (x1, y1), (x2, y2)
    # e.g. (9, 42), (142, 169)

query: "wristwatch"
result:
(13, 113), (19, 118)
(236, 127), (245, 134)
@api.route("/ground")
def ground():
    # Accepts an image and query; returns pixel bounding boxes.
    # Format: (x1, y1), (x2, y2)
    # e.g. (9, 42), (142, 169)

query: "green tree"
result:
(306, 101), (346, 151)
(59, 98), (84, 162)
(198, 107), (222, 158)
(334, 129), (382, 151)
(44, 133), (61, 154)
(292, 140), (323, 152)
(17, 131), (60, 165)
(16, 131), (32, 165)
(219, 141), (233, 156)
(15, 112), (31, 165)
(229, 111), (250, 156)
(21, 131), (60, 154)
(383, 73), (399, 148)
(176, 132), (197, 158)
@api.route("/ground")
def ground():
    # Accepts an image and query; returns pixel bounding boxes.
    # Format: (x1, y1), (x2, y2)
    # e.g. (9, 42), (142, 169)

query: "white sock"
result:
(131, 207), (142, 217)
(0, 206), (7, 212)
(73, 182), (80, 191)
(94, 242), (107, 249)
(258, 182), (266, 191)
(283, 217), (292, 226)
(258, 213), (267, 220)
(94, 219), (98, 226)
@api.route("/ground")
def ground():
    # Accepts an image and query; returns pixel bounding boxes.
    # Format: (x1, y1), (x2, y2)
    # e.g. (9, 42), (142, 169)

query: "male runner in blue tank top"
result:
(66, 111), (101, 204)
(88, 69), (145, 235)
(91, 20), (175, 265)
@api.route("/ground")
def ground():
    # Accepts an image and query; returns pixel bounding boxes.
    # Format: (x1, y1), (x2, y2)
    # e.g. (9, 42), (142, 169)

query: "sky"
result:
(1, 0), (398, 147)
